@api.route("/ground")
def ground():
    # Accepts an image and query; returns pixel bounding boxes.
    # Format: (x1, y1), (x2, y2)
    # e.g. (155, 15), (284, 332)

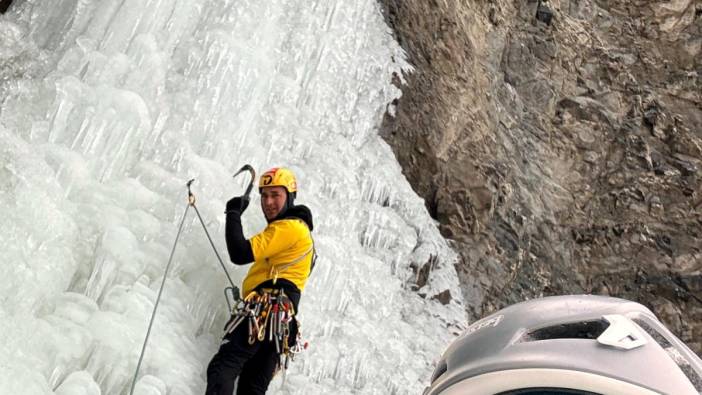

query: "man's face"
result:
(260, 186), (287, 220)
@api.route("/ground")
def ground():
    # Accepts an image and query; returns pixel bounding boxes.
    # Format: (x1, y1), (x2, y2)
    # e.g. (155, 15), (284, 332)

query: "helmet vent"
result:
(633, 318), (702, 392)
(519, 319), (609, 342)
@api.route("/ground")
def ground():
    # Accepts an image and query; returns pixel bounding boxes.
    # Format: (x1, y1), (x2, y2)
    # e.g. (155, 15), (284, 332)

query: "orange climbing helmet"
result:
(259, 167), (297, 194)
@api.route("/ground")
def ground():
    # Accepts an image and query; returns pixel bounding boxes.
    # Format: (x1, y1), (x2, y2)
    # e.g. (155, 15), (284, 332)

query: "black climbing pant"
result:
(205, 316), (298, 395)
(205, 322), (277, 395)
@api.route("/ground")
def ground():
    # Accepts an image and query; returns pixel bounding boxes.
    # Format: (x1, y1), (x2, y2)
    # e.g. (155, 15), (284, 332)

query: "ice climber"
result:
(206, 167), (315, 395)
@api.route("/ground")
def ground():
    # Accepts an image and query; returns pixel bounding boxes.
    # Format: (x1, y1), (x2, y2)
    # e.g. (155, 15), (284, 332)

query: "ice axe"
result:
(220, 165), (256, 309)
(233, 164), (256, 200)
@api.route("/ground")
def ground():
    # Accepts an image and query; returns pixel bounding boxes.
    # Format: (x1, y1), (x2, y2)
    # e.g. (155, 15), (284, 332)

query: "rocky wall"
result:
(379, 0), (702, 353)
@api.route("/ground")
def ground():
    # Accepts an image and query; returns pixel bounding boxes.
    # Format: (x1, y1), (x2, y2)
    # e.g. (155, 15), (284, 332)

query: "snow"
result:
(0, 1), (466, 394)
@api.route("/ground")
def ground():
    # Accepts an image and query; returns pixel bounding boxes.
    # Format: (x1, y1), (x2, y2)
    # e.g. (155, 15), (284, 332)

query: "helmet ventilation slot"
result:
(519, 319), (609, 342)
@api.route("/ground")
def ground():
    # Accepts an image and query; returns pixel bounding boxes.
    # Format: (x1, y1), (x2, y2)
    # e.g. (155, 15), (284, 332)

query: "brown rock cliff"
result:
(379, 0), (702, 353)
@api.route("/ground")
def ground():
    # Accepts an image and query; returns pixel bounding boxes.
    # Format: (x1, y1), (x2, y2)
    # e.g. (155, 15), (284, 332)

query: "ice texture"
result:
(0, 1), (466, 394)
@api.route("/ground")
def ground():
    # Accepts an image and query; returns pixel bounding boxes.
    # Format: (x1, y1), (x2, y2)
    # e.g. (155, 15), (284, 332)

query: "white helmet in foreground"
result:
(425, 295), (702, 395)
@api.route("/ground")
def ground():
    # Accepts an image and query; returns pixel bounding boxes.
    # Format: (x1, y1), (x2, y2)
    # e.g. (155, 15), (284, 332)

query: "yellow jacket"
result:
(241, 218), (314, 297)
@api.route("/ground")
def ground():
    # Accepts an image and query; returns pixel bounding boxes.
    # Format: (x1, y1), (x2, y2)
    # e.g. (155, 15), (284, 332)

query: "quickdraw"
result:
(223, 288), (308, 368)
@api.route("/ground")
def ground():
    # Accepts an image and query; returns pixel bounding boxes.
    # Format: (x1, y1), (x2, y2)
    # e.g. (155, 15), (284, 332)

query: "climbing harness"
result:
(129, 165), (256, 395)
(223, 288), (308, 369)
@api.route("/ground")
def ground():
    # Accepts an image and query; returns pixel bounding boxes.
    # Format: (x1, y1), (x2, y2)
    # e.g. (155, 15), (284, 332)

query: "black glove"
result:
(225, 195), (250, 214)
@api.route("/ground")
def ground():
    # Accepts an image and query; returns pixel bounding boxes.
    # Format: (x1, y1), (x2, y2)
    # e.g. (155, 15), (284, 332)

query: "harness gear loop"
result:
(224, 288), (307, 369)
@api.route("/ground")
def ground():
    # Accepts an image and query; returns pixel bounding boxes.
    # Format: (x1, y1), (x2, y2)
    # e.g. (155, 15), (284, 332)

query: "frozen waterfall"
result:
(0, 1), (465, 394)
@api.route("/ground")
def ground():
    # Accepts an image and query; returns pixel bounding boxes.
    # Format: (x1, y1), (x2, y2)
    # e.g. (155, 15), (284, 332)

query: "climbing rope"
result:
(191, 202), (239, 311)
(129, 199), (190, 395)
(129, 166), (256, 394)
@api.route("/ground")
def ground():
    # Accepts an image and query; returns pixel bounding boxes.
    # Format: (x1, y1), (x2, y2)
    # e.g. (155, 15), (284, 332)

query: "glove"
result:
(225, 195), (250, 214)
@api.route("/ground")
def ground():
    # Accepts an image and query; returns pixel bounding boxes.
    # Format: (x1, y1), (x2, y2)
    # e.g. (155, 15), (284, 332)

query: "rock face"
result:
(379, 0), (702, 353)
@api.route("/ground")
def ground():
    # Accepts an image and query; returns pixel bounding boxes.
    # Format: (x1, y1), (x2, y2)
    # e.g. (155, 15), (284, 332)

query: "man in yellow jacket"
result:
(206, 167), (315, 395)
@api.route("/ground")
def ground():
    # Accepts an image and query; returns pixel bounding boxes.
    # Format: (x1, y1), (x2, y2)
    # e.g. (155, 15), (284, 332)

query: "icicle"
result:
(84, 257), (117, 303)
(48, 364), (65, 389)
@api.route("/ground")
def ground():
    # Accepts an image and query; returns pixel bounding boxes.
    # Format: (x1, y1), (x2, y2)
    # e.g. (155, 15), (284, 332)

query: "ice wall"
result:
(0, 1), (465, 394)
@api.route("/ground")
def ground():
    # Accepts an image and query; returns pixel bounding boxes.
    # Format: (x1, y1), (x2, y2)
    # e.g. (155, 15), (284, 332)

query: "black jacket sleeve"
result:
(225, 211), (254, 265)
